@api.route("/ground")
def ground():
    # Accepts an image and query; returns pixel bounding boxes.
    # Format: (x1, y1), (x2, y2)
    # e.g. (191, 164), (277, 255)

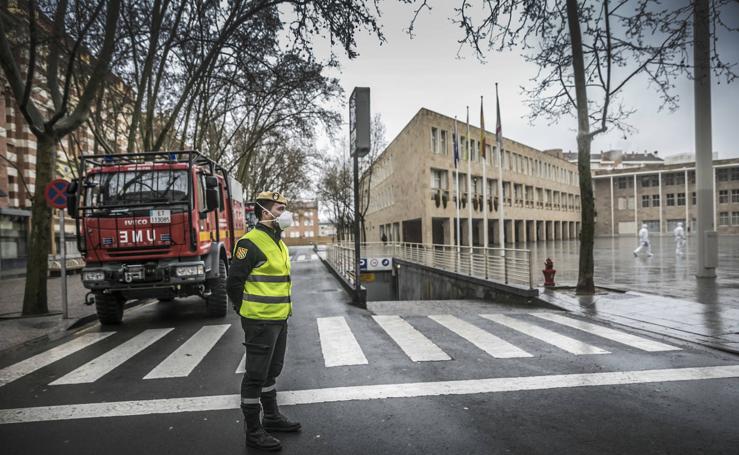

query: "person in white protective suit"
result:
(674, 222), (686, 255)
(633, 223), (653, 257)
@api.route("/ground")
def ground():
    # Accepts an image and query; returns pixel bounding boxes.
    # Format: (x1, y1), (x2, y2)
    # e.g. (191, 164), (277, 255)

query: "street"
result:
(1, 245), (738, 455)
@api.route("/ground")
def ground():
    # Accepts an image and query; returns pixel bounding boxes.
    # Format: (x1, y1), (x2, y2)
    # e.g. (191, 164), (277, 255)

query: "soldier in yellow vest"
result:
(227, 191), (300, 452)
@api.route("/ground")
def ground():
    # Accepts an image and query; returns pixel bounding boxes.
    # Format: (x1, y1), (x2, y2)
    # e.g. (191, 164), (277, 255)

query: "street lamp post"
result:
(349, 87), (370, 305)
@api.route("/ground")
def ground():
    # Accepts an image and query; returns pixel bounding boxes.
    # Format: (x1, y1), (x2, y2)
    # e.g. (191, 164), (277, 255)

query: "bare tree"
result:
(317, 152), (354, 241)
(0, 0), (121, 314)
(358, 113), (387, 241)
(410, 0), (737, 294)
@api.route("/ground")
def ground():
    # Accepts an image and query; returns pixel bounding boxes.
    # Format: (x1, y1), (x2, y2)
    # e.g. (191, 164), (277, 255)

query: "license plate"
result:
(150, 209), (171, 224)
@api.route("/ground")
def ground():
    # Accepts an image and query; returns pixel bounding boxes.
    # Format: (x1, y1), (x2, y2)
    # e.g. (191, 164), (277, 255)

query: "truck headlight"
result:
(175, 265), (204, 277)
(83, 271), (105, 281)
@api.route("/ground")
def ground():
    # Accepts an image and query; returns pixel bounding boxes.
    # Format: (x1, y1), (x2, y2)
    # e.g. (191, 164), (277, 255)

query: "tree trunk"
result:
(22, 134), (55, 315)
(566, 0), (595, 294)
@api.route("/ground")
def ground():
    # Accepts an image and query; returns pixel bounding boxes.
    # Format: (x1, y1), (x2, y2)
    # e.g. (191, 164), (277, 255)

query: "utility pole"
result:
(350, 87), (371, 304)
(693, 0), (717, 278)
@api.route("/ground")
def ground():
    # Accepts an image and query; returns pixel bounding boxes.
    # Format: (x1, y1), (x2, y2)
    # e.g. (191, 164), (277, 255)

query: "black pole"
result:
(353, 146), (362, 303)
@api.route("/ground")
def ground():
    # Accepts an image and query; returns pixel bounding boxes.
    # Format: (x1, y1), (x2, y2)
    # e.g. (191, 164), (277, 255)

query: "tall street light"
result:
(349, 87), (370, 305)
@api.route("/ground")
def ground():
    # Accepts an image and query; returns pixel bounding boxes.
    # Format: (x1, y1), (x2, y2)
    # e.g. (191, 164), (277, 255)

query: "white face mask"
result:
(274, 210), (293, 230)
(257, 202), (293, 230)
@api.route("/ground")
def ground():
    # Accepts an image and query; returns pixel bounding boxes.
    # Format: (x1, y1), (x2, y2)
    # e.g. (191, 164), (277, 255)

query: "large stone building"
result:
(592, 158), (739, 236)
(284, 200), (320, 243)
(563, 149), (664, 170)
(361, 108), (581, 246)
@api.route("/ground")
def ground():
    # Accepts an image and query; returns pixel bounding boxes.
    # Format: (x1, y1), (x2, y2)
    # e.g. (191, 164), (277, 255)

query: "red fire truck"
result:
(67, 151), (245, 324)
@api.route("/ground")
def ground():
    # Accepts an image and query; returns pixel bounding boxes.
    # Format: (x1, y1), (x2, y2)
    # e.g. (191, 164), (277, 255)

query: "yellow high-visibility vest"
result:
(237, 228), (291, 320)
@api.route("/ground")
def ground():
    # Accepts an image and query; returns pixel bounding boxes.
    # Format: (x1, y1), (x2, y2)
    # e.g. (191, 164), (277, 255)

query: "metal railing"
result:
(326, 242), (534, 289)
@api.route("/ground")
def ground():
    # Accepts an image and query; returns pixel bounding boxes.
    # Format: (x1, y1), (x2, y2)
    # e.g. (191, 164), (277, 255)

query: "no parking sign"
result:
(45, 179), (70, 209)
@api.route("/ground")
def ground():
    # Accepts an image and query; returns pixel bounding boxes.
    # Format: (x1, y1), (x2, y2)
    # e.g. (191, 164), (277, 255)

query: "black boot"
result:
(242, 404), (282, 451)
(261, 393), (302, 433)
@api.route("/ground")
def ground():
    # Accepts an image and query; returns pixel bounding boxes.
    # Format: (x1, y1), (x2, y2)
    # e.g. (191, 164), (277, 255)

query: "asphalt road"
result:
(1, 245), (738, 455)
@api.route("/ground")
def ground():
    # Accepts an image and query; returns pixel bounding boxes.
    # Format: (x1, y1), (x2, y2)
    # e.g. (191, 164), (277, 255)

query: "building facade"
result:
(592, 158), (739, 236)
(361, 108), (581, 246)
(284, 200), (320, 242)
(563, 150), (664, 170)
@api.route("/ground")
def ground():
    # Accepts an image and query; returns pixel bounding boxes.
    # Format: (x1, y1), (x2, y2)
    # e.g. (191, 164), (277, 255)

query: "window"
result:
(692, 192), (696, 205)
(431, 127), (439, 154)
(470, 139), (477, 162)
(675, 173), (685, 185)
(641, 175), (658, 187)
(306, 231), (314, 238)
(440, 130), (447, 155)
(717, 168), (729, 182)
(689, 171), (696, 184)
(719, 211), (729, 225)
(431, 169), (448, 189)
(666, 193), (675, 206)
(677, 192), (686, 206)
(731, 167), (739, 181)
(719, 190), (729, 204)
(617, 177), (627, 189)
(733, 212), (739, 225)
(652, 194), (660, 207)
(664, 173), (674, 186)
(642, 195), (650, 208)
(732, 189), (739, 203)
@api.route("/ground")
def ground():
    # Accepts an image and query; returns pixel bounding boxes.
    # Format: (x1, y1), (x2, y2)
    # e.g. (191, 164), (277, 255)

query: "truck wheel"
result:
(95, 292), (124, 325)
(206, 259), (228, 317)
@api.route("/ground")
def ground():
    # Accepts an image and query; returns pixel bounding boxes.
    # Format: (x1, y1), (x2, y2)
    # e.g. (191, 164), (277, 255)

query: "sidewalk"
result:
(538, 288), (739, 355)
(0, 275), (100, 354)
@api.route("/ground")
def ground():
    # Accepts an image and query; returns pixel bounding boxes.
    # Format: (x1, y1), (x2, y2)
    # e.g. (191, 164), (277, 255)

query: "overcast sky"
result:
(318, 2), (739, 160)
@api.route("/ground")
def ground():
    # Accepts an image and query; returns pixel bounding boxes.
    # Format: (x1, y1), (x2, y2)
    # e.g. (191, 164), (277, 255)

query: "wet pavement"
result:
(527, 235), (739, 308)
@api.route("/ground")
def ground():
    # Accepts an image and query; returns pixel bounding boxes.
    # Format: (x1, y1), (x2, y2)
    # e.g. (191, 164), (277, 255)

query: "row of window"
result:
(430, 127), (576, 185)
(637, 189), (739, 208)
(615, 167), (739, 189)
(718, 212), (739, 226)
(431, 169), (580, 211)
(287, 231), (315, 238)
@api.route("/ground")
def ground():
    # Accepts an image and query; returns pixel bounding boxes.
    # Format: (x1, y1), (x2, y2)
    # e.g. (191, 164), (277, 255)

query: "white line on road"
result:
(429, 315), (532, 358)
(143, 325), (230, 380)
(296, 255), (306, 262)
(531, 313), (680, 352)
(311, 254), (318, 261)
(235, 353), (246, 374)
(2, 365), (738, 424)
(317, 316), (368, 367)
(50, 328), (173, 385)
(0, 333), (115, 388)
(373, 315), (451, 362)
(480, 314), (610, 355)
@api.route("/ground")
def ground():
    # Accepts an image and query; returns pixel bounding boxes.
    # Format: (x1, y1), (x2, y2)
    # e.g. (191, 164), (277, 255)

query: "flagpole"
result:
(481, 96), (488, 250)
(466, 106), (473, 271)
(496, 83), (506, 275)
(454, 117), (461, 256)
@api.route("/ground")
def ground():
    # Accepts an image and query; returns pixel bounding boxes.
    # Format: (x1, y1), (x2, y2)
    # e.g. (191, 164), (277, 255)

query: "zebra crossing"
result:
(291, 253), (319, 263)
(0, 312), (680, 388)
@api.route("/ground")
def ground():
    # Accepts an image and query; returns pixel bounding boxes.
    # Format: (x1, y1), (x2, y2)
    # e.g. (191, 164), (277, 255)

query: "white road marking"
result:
(235, 353), (246, 374)
(2, 365), (738, 424)
(0, 333), (115, 388)
(373, 315), (450, 362)
(531, 313), (681, 352)
(480, 314), (610, 355)
(296, 254), (306, 262)
(143, 325), (230, 380)
(317, 316), (368, 367)
(428, 315), (532, 358)
(50, 328), (173, 385)
(311, 254), (318, 261)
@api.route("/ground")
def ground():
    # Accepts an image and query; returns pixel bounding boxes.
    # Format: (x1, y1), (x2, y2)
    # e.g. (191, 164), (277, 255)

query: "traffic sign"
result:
(359, 258), (367, 271)
(45, 179), (70, 209)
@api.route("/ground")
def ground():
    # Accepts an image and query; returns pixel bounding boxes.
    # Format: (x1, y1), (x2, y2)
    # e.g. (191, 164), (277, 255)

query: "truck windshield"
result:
(86, 170), (189, 208)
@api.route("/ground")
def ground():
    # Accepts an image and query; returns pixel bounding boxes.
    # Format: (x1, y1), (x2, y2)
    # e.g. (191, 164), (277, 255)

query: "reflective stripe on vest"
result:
(238, 228), (291, 320)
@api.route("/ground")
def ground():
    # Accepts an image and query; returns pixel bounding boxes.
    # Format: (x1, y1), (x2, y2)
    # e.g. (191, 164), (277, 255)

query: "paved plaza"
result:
(528, 235), (739, 308)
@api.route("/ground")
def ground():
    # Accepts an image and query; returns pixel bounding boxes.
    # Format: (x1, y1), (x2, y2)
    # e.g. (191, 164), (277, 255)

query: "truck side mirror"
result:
(206, 187), (220, 212)
(66, 179), (78, 218)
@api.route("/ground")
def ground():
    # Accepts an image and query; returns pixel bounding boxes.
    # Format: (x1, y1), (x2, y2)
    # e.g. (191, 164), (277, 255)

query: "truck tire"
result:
(206, 259), (228, 317)
(95, 292), (124, 325)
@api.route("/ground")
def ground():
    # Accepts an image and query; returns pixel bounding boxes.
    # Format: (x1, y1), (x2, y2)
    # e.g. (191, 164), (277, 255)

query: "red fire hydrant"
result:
(543, 258), (556, 287)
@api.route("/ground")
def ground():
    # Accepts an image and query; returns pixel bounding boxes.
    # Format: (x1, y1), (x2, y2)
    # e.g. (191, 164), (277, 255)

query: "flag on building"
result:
(453, 118), (460, 168)
(480, 96), (486, 160)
